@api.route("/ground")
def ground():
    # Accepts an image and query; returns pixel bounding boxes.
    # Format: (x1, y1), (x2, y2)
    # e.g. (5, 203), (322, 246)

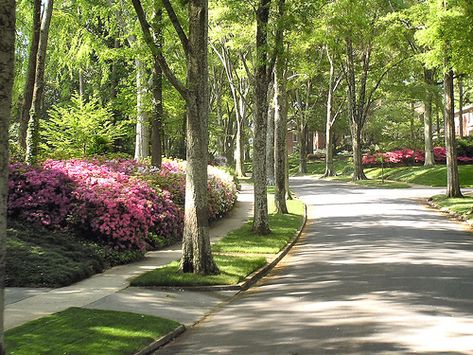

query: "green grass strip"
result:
(431, 195), (473, 222)
(6, 307), (180, 355)
(365, 165), (473, 187)
(131, 254), (267, 287)
(213, 199), (304, 254)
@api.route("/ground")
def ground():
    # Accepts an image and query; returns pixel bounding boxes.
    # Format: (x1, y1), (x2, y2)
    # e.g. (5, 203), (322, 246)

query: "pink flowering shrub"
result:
(8, 157), (237, 251)
(362, 147), (473, 166)
(8, 163), (75, 227)
(139, 159), (238, 220)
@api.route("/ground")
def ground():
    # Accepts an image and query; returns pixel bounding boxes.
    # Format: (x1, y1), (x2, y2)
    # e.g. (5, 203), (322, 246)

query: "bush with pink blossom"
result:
(362, 147), (473, 167)
(8, 158), (237, 252)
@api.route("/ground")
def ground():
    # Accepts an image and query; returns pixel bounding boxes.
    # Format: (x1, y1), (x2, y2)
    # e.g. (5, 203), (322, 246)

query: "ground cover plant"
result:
(431, 195), (473, 222)
(131, 199), (305, 287)
(5, 307), (180, 355)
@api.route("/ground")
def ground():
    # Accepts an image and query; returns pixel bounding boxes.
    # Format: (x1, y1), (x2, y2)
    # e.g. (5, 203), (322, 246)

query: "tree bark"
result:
(444, 68), (462, 198)
(273, 0), (288, 214)
(180, 0), (218, 274)
(423, 68), (435, 166)
(252, 0), (271, 235)
(324, 48), (336, 177)
(458, 74), (464, 138)
(0, 0), (16, 351)
(25, 0), (54, 165)
(299, 122), (308, 174)
(19, 0), (41, 151)
(150, 4), (163, 167)
(134, 59), (150, 160)
(266, 83), (275, 185)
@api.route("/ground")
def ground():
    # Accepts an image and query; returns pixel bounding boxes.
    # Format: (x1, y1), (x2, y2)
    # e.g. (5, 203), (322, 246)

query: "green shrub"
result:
(41, 94), (128, 159)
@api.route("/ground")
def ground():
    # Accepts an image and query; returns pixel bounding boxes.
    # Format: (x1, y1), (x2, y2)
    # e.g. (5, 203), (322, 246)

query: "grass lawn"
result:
(6, 220), (143, 288)
(326, 176), (411, 189)
(365, 165), (473, 187)
(431, 195), (473, 222)
(288, 157), (350, 176)
(213, 199), (305, 254)
(6, 307), (180, 355)
(131, 255), (267, 287)
(131, 198), (305, 287)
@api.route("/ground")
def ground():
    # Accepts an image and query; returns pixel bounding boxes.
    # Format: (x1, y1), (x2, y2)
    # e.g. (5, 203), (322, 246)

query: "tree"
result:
(274, 0), (288, 214)
(19, 0), (41, 151)
(25, 0), (54, 165)
(252, 0), (272, 234)
(0, 0), (16, 351)
(132, 0), (218, 274)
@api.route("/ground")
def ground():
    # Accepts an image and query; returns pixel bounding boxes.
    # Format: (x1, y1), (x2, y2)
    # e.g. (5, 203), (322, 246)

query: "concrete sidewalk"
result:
(5, 183), (254, 330)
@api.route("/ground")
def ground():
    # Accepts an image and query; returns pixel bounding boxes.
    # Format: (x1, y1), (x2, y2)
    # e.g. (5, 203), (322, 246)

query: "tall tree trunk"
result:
(458, 74), (464, 138)
(444, 68), (462, 198)
(324, 49), (336, 177)
(150, 4), (163, 167)
(274, 0), (288, 214)
(25, 0), (54, 165)
(78, 69), (85, 97)
(424, 68), (435, 166)
(351, 122), (367, 180)
(299, 122), (307, 174)
(235, 112), (245, 177)
(134, 60), (150, 160)
(252, 0), (271, 235)
(19, 0), (40, 151)
(180, 0), (218, 274)
(266, 83), (275, 185)
(0, 0), (16, 351)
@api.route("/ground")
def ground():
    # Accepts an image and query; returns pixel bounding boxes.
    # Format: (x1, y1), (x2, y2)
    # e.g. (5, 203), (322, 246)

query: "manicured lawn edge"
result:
(6, 307), (182, 355)
(131, 202), (307, 292)
(427, 196), (473, 228)
(135, 324), (186, 355)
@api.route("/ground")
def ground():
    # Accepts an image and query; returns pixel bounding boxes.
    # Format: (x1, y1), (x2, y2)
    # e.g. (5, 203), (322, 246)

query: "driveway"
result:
(159, 177), (473, 354)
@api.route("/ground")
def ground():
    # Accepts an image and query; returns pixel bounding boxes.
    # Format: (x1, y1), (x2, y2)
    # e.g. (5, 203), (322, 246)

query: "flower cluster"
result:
(8, 158), (237, 251)
(362, 147), (473, 166)
(8, 163), (75, 227)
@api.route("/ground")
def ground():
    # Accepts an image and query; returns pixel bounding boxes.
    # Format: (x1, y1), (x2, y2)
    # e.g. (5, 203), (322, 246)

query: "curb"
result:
(426, 198), (473, 228)
(134, 324), (186, 355)
(137, 202), (308, 293)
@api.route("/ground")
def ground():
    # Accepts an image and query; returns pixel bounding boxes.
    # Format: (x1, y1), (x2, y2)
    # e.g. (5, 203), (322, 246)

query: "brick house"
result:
(455, 104), (473, 137)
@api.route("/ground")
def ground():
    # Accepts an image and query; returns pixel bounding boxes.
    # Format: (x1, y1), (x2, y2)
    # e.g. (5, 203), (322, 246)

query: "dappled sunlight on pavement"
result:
(160, 177), (473, 354)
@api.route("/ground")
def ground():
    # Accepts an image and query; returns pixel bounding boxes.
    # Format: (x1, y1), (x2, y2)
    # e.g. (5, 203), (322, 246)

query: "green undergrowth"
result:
(131, 198), (305, 287)
(6, 220), (143, 287)
(6, 307), (180, 355)
(131, 255), (267, 287)
(365, 165), (473, 187)
(431, 195), (473, 222)
(213, 199), (305, 254)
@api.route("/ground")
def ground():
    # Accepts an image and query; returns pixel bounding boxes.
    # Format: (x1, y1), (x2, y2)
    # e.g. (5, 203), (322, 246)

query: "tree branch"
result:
(131, 0), (188, 98)
(162, 0), (189, 57)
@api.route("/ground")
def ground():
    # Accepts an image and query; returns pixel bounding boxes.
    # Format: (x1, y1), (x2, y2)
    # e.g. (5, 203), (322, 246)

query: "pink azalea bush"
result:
(362, 147), (473, 166)
(8, 163), (75, 227)
(8, 158), (237, 251)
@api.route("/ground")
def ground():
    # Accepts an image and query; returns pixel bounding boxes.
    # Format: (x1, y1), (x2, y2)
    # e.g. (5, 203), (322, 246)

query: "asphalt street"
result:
(159, 177), (473, 354)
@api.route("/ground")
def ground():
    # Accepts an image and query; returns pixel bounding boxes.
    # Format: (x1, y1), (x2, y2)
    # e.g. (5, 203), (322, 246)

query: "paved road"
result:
(159, 177), (473, 354)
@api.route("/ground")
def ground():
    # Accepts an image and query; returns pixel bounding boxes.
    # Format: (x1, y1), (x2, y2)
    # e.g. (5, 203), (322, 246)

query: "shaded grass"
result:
(431, 195), (473, 222)
(327, 176), (411, 189)
(131, 255), (267, 287)
(365, 165), (473, 187)
(6, 307), (179, 355)
(212, 199), (304, 254)
(6, 220), (143, 287)
(131, 199), (305, 287)
(288, 156), (351, 176)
